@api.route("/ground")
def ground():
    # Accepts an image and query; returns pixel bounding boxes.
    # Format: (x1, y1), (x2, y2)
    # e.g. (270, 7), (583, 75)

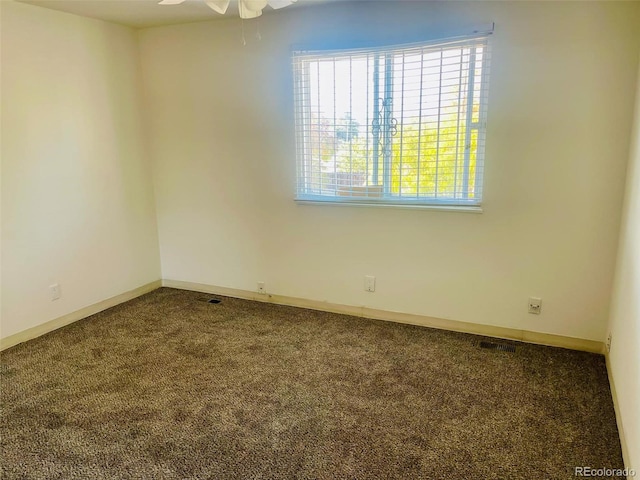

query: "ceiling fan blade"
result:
(204, 0), (230, 14)
(267, 0), (296, 9)
(158, 0), (187, 4)
(238, 0), (264, 19)
(243, 0), (268, 11)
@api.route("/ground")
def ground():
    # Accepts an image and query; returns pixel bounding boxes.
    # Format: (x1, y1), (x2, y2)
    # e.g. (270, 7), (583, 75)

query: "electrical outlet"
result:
(257, 281), (266, 295)
(606, 333), (612, 353)
(364, 275), (376, 293)
(50, 283), (61, 301)
(528, 297), (541, 315)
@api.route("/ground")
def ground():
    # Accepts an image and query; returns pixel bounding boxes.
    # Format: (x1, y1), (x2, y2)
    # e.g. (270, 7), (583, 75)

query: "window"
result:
(293, 33), (491, 208)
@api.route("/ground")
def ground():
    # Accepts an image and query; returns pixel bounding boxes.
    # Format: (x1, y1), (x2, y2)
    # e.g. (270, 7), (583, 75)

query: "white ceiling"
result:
(16, 0), (336, 28)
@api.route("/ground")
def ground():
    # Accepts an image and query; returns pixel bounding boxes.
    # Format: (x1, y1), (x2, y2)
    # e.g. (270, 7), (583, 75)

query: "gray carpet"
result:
(0, 288), (624, 479)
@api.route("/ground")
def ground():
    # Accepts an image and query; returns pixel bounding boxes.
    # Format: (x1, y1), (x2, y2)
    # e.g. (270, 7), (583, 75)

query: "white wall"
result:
(1, 1), (161, 340)
(139, 0), (640, 342)
(608, 54), (640, 471)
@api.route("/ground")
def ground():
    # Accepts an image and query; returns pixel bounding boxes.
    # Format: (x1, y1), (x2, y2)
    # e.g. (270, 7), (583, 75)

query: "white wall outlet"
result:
(606, 333), (612, 353)
(50, 283), (61, 301)
(528, 297), (542, 314)
(257, 281), (266, 295)
(364, 275), (376, 293)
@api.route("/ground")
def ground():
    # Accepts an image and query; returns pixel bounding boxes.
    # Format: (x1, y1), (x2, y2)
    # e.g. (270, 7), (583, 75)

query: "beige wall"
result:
(608, 54), (640, 471)
(140, 1), (640, 342)
(1, 1), (161, 339)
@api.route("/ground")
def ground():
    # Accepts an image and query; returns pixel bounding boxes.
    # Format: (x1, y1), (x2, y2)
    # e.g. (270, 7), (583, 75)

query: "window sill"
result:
(295, 199), (483, 213)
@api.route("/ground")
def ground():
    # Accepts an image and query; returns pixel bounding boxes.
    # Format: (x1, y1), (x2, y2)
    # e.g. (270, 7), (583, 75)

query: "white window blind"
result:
(293, 34), (491, 207)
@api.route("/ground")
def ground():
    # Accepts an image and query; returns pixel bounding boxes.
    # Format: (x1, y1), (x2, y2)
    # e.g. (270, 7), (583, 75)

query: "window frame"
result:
(292, 30), (493, 211)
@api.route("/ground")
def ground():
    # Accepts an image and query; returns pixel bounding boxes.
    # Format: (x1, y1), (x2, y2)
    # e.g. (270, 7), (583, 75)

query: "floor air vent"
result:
(480, 341), (516, 353)
(197, 297), (222, 304)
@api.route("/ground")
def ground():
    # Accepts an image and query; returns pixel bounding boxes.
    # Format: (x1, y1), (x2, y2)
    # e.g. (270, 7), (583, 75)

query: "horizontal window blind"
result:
(293, 34), (491, 206)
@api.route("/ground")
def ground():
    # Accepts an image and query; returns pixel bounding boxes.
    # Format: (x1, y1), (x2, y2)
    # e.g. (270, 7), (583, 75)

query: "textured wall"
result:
(140, 1), (640, 342)
(608, 53), (640, 471)
(1, 1), (161, 339)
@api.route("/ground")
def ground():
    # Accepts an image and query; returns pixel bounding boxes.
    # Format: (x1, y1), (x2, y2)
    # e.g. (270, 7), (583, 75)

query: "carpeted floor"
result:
(0, 288), (624, 479)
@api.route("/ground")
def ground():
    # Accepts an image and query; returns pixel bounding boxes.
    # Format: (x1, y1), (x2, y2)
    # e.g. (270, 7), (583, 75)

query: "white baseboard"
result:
(0, 280), (162, 351)
(605, 353), (631, 472)
(162, 279), (605, 354)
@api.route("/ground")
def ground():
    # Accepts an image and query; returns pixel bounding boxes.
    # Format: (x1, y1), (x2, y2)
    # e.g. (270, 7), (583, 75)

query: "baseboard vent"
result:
(480, 341), (516, 353)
